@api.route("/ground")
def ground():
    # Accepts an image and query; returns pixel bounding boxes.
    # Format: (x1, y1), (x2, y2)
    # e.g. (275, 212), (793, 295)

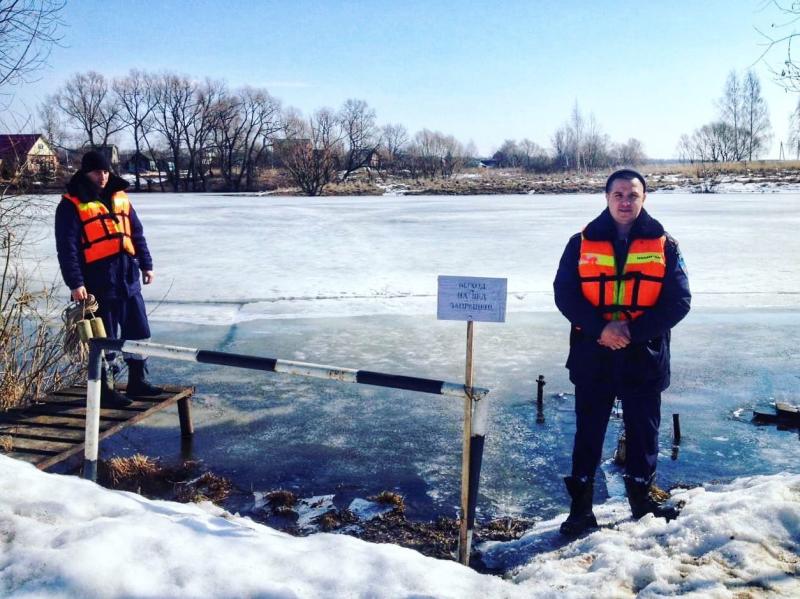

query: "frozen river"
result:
(27, 192), (800, 522)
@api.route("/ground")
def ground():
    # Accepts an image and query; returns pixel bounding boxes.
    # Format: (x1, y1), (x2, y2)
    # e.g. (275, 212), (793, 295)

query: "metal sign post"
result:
(459, 320), (475, 564)
(437, 275), (507, 566)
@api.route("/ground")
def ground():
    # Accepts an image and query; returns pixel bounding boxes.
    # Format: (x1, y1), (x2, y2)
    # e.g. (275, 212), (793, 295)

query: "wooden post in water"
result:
(458, 320), (475, 566)
(536, 374), (546, 424)
(178, 397), (194, 438)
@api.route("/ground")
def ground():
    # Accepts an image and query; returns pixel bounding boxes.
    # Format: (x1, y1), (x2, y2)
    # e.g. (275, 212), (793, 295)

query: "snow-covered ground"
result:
(1, 455), (798, 598)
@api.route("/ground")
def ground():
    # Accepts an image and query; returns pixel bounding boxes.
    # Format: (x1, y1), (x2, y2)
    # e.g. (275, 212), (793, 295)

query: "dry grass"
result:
(0, 435), (12, 452)
(99, 454), (232, 506)
(0, 170), (83, 412)
(174, 472), (233, 504)
(649, 484), (671, 503)
(315, 509), (358, 532)
(105, 454), (160, 486)
(266, 489), (298, 508)
(368, 490), (405, 511)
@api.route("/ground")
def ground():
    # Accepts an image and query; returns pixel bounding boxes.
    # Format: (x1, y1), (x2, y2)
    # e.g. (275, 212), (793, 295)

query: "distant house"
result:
(478, 159), (500, 169)
(123, 151), (156, 173)
(0, 134), (59, 178)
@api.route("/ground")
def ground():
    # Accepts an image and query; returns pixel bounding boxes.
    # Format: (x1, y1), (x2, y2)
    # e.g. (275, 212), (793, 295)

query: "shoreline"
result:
(22, 162), (800, 197)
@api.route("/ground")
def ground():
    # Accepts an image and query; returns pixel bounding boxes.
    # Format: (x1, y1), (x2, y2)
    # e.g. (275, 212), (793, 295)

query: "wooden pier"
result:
(0, 384), (194, 471)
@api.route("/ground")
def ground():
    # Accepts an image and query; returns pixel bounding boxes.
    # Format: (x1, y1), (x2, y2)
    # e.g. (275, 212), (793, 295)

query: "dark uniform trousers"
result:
(96, 293), (151, 361)
(572, 383), (661, 482)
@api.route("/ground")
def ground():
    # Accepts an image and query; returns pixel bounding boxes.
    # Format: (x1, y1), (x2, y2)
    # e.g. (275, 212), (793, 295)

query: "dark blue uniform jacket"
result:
(553, 207), (691, 393)
(55, 172), (153, 301)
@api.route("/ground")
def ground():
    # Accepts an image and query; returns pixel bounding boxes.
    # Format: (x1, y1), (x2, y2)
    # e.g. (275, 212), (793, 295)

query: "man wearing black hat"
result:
(55, 150), (161, 407)
(553, 169), (691, 535)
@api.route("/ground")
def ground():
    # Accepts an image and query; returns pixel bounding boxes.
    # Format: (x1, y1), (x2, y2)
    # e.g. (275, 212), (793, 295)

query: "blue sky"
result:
(7, 0), (800, 158)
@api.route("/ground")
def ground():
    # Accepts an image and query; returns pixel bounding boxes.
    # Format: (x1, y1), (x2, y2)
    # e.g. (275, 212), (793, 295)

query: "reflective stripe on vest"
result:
(578, 235), (666, 321)
(65, 192), (136, 264)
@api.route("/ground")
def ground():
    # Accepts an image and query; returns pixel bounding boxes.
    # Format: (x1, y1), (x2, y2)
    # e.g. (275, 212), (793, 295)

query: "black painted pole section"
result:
(466, 435), (485, 531)
(536, 374), (545, 424)
(673, 413), (681, 445)
(196, 350), (278, 372)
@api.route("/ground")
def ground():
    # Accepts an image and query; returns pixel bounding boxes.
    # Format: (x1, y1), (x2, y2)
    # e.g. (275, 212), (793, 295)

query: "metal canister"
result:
(77, 319), (93, 343)
(90, 316), (106, 338)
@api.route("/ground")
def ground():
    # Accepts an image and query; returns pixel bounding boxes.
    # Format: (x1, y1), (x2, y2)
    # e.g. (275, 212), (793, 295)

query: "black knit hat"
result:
(80, 150), (111, 173)
(605, 168), (647, 193)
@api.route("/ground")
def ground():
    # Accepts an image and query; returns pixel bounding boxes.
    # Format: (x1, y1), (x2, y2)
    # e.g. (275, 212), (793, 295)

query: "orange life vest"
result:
(64, 191), (136, 264)
(578, 235), (666, 321)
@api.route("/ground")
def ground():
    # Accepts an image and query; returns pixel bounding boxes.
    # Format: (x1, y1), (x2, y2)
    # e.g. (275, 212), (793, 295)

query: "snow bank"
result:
(483, 473), (800, 597)
(2, 455), (799, 598)
(0, 456), (515, 599)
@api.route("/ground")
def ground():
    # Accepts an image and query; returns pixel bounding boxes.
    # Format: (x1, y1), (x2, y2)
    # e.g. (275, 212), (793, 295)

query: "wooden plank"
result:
(5, 436), (79, 453)
(0, 425), (87, 442)
(0, 386), (194, 471)
(35, 386), (194, 471)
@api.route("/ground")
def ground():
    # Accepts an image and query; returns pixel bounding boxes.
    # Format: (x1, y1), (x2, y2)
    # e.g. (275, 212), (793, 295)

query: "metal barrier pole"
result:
(82, 342), (103, 481)
(88, 339), (487, 400)
(458, 321), (475, 565)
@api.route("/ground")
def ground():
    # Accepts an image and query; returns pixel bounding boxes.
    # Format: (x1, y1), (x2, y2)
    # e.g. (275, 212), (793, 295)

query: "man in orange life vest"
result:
(553, 169), (691, 535)
(55, 150), (162, 407)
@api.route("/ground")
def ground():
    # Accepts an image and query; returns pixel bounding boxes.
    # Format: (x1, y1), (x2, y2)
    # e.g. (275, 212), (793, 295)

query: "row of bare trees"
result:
(41, 71), (284, 192)
(677, 70), (772, 163)
(40, 68), (655, 196)
(489, 104), (646, 172)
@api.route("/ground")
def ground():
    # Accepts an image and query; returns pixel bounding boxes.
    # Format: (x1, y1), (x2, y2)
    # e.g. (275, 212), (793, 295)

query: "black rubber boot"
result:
(126, 359), (163, 398)
(100, 366), (133, 408)
(559, 476), (599, 536)
(624, 476), (681, 521)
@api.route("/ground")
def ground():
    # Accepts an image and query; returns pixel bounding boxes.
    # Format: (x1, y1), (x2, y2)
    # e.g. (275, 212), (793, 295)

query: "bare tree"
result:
(180, 78), (225, 191)
(411, 129), (464, 178)
(283, 108), (343, 196)
(569, 102), (585, 170)
(37, 95), (65, 149)
(716, 70), (746, 161)
(0, 0), (64, 90)
(582, 114), (610, 169)
(518, 138), (549, 171)
(337, 98), (379, 181)
(612, 138), (646, 166)
(757, 2), (800, 92)
(741, 70), (772, 161)
(380, 123), (408, 171)
(54, 71), (125, 148)
(493, 139), (520, 167)
(212, 86), (282, 191)
(551, 103), (610, 170)
(788, 98), (800, 159)
(113, 69), (156, 190)
(150, 72), (195, 192)
(551, 126), (571, 170)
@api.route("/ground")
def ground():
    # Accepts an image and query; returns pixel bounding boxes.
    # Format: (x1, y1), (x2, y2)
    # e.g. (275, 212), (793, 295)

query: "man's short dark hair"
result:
(605, 169), (646, 194)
